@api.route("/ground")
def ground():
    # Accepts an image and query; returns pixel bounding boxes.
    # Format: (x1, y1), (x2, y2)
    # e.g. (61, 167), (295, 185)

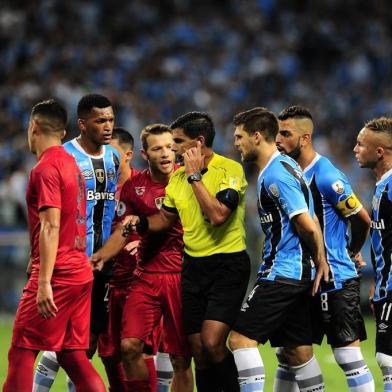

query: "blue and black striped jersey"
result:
(304, 154), (362, 291)
(257, 151), (315, 284)
(370, 168), (392, 301)
(64, 138), (120, 257)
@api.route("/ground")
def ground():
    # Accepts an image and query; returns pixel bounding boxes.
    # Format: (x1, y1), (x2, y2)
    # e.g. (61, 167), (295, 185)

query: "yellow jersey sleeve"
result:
(218, 161), (247, 196)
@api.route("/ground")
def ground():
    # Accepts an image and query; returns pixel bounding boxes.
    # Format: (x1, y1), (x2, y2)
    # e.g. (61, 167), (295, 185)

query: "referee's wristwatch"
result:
(187, 171), (202, 183)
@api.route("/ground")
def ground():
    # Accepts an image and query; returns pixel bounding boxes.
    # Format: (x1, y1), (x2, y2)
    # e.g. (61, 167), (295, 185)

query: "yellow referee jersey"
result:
(163, 153), (247, 257)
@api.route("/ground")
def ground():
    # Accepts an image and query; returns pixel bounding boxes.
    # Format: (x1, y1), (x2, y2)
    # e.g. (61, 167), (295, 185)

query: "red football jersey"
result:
(118, 168), (183, 273)
(26, 146), (92, 288)
(111, 167), (140, 287)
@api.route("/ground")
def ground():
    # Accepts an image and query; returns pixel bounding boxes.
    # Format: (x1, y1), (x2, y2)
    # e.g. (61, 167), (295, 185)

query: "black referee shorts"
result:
(181, 251), (250, 335)
(311, 278), (367, 347)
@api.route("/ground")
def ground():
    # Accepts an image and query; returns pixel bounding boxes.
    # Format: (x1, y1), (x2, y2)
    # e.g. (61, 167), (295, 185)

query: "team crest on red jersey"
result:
(155, 197), (165, 210)
(135, 186), (145, 196)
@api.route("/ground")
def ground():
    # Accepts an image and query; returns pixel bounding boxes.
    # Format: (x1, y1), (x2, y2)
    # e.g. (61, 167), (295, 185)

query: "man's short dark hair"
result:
(170, 112), (215, 147)
(31, 99), (67, 133)
(278, 105), (313, 121)
(112, 127), (134, 150)
(233, 107), (278, 142)
(140, 124), (172, 151)
(77, 93), (112, 118)
(365, 117), (392, 136)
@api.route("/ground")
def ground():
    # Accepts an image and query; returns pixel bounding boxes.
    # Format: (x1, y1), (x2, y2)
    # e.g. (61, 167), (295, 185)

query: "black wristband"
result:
(136, 216), (149, 234)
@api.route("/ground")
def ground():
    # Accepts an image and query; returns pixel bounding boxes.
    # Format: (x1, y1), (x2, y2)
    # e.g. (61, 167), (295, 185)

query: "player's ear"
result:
(78, 118), (86, 133)
(140, 149), (148, 162)
(301, 133), (311, 146)
(125, 150), (133, 163)
(253, 131), (262, 144)
(196, 136), (205, 147)
(376, 146), (384, 159)
(60, 129), (66, 140)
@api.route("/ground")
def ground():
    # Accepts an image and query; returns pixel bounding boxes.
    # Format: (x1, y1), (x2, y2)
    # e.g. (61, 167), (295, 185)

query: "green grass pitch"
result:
(0, 317), (383, 390)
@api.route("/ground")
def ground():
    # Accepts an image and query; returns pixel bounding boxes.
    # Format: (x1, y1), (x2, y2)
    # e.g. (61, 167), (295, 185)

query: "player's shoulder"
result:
(269, 153), (302, 183)
(311, 154), (350, 190)
(211, 153), (243, 170)
(104, 143), (120, 159)
(169, 166), (186, 182)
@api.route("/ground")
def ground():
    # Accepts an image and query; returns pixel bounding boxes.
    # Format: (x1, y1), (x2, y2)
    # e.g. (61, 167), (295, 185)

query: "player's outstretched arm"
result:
(291, 212), (329, 295)
(37, 207), (60, 319)
(90, 226), (128, 271)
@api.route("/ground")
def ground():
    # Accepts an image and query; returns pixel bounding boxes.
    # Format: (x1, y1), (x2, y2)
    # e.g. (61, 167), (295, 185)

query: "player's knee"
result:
(283, 346), (313, 366)
(170, 355), (192, 372)
(228, 331), (257, 351)
(376, 352), (392, 369)
(201, 333), (224, 357)
(120, 338), (143, 360)
(275, 347), (290, 365)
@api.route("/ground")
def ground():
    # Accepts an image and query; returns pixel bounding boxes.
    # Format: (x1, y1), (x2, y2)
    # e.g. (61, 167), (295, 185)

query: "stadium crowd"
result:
(1, 0), (392, 227)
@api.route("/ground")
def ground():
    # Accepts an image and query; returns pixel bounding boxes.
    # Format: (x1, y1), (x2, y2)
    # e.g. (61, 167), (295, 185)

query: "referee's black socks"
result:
(196, 352), (240, 392)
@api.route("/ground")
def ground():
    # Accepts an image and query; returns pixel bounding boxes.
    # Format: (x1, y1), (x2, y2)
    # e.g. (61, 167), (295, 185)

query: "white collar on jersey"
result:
(258, 150), (281, 178)
(303, 153), (321, 174)
(377, 167), (392, 186)
(71, 138), (106, 159)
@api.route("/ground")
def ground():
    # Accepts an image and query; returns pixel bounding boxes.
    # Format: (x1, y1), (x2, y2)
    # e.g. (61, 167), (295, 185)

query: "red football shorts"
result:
(122, 272), (190, 357)
(12, 281), (93, 351)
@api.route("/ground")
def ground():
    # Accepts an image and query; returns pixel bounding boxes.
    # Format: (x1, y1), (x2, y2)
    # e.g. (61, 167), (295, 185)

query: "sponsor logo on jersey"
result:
(107, 168), (116, 181)
(95, 169), (105, 183)
(332, 180), (344, 194)
(82, 169), (94, 180)
(87, 190), (115, 201)
(260, 213), (273, 224)
(155, 197), (165, 210)
(269, 183), (279, 198)
(135, 186), (145, 196)
(116, 201), (126, 217)
(371, 219), (385, 230)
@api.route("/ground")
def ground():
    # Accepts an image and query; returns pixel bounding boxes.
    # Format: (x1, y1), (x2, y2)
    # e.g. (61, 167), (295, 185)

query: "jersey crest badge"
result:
(116, 201), (126, 217)
(107, 168), (116, 181)
(95, 169), (105, 183)
(135, 186), (145, 196)
(155, 197), (165, 210)
(332, 180), (344, 194)
(269, 183), (279, 198)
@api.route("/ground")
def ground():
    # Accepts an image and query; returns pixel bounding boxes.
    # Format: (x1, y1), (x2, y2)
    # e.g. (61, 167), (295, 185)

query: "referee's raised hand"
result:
(183, 140), (205, 177)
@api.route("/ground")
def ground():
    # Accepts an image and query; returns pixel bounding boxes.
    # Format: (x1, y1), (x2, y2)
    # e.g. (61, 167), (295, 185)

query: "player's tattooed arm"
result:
(348, 207), (371, 254)
(291, 212), (329, 295)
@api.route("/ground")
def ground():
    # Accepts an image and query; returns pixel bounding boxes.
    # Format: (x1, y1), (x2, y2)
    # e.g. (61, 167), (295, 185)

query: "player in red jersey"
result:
(92, 124), (193, 392)
(3, 100), (105, 392)
(98, 126), (142, 390)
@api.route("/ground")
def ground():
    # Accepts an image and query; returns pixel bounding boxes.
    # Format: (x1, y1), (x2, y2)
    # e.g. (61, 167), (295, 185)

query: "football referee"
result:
(123, 112), (250, 392)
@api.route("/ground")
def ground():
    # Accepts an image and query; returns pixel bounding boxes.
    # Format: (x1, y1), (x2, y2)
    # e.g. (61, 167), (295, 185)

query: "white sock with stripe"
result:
(334, 347), (374, 392)
(33, 351), (60, 392)
(156, 352), (173, 392)
(233, 347), (265, 392)
(292, 355), (325, 392)
(376, 352), (392, 392)
(273, 348), (300, 392)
